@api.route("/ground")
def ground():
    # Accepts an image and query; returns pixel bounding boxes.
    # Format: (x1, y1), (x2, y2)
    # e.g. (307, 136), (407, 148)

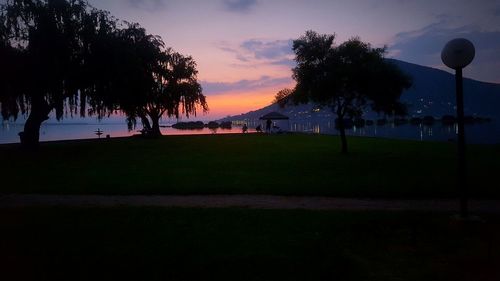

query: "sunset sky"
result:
(16, 0), (500, 120)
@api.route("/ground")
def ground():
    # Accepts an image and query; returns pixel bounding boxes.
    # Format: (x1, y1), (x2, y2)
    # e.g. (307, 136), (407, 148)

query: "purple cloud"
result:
(202, 76), (292, 95)
(218, 38), (296, 68)
(390, 22), (500, 83)
(241, 39), (293, 60)
(222, 0), (257, 13)
(126, 0), (167, 10)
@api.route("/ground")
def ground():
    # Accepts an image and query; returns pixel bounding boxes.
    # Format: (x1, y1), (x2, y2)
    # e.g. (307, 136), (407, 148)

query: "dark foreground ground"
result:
(1, 134), (499, 198)
(1, 134), (499, 280)
(2, 194), (500, 213)
(1, 207), (499, 281)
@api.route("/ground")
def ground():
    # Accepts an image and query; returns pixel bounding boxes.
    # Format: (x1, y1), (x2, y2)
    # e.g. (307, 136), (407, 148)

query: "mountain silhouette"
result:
(391, 59), (500, 118)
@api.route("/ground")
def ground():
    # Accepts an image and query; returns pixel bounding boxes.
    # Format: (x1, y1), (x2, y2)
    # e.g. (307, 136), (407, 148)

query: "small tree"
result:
(288, 31), (411, 153)
(124, 48), (208, 136)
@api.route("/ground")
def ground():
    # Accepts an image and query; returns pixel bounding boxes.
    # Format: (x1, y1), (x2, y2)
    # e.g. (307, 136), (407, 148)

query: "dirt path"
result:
(1, 194), (500, 213)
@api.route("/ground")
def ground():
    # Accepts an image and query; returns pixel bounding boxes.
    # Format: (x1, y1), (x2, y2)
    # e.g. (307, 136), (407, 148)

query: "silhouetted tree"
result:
(287, 31), (411, 153)
(124, 48), (208, 136)
(0, 0), (204, 145)
(0, 0), (119, 148)
(99, 23), (167, 133)
(274, 88), (294, 108)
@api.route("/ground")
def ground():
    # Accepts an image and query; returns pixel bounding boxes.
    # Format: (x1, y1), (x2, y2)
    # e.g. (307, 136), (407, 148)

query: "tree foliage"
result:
(0, 0), (120, 147)
(124, 47), (208, 136)
(274, 88), (294, 108)
(0, 0), (208, 145)
(288, 30), (412, 153)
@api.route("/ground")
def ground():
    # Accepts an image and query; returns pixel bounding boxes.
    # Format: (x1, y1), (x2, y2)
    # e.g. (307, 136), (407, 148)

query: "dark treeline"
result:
(0, 0), (207, 148)
(171, 121), (232, 130)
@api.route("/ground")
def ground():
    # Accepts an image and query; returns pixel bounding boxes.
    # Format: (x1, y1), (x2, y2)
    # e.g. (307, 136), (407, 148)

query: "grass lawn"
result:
(0, 134), (499, 197)
(1, 207), (499, 281)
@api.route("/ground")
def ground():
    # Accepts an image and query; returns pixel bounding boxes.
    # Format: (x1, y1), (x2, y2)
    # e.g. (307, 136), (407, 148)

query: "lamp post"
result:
(441, 38), (475, 219)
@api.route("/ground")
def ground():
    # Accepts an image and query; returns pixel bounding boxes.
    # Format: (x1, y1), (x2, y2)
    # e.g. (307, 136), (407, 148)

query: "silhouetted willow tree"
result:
(124, 48), (208, 137)
(0, 0), (120, 147)
(0, 0), (208, 146)
(279, 31), (411, 153)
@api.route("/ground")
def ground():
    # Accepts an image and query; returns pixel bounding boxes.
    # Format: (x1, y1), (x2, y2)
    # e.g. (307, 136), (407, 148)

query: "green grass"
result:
(0, 134), (499, 197)
(1, 207), (499, 281)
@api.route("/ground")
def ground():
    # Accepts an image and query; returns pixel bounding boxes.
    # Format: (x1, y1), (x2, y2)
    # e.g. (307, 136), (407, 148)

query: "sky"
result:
(4, 0), (500, 121)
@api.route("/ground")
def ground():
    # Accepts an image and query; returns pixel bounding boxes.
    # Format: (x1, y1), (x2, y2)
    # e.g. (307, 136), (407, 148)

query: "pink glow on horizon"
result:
(206, 83), (294, 118)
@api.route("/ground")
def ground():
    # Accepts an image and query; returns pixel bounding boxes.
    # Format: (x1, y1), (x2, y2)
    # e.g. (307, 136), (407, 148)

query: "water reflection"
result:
(0, 123), (251, 144)
(287, 120), (499, 144)
(1, 119), (499, 144)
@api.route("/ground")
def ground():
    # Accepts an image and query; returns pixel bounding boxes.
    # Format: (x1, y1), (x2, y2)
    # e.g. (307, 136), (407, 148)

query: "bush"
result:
(422, 116), (435, 125)
(207, 121), (220, 129)
(172, 121), (205, 129)
(220, 121), (232, 129)
(354, 118), (366, 127)
(394, 118), (408, 126)
(376, 118), (388, 126)
(410, 117), (422, 125)
(441, 115), (456, 125)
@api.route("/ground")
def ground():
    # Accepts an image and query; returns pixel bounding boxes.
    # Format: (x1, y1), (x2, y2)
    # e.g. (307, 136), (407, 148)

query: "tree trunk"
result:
(19, 95), (51, 149)
(140, 115), (152, 131)
(338, 124), (348, 154)
(150, 115), (162, 137)
(336, 112), (348, 154)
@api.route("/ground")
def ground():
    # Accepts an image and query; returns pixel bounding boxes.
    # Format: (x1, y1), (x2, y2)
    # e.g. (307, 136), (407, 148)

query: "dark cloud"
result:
(240, 39), (295, 67)
(202, 76), (292, 95)
(390, 22), (500, 83)
(241, 39), (293, 60)
(391, 21), (450, 56)
(218, 39), (295, 68)
(270, 58), (296, 67)
(127, 0), (167, 11)
(218, 46), (238, 53)
(222, 0), (257, 13)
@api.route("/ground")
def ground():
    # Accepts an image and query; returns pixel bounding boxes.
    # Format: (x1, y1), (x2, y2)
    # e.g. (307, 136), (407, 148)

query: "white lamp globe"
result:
(441, 38), (475, 69)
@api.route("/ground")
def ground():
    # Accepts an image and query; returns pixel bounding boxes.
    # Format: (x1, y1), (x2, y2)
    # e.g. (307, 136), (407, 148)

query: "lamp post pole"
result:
(455, 67), (467, 218)
(441, 38), (475, 219)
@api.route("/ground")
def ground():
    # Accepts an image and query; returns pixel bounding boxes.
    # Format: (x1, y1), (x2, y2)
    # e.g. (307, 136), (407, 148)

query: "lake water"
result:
(287, 120), (500, 144)
(0, 122), (250, 144)
(1, 119), (499, 144)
